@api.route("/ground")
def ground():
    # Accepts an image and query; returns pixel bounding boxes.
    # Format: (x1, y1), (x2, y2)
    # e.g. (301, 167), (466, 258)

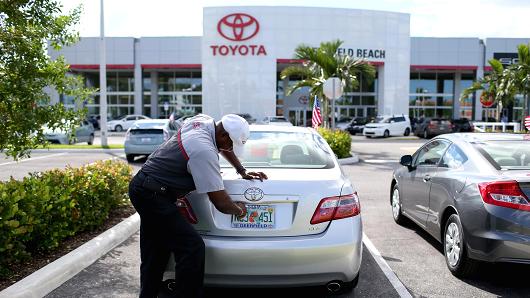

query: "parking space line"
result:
(0, 153), (68, 166)
(363, 233), (412, 298)
(363, 159), (397, 163)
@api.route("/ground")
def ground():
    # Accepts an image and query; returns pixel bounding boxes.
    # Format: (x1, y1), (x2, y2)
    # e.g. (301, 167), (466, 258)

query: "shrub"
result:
(317, 128), (352, 158)
(0, 160), (132, 276)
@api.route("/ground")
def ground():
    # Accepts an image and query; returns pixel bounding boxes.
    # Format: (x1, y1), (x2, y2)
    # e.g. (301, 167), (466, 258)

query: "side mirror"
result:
(400, 155), (413, 169)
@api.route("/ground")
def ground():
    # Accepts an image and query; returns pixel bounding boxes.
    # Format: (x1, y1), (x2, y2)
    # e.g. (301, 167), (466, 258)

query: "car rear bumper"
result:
(124, 142), (161, 155)
(465, 205), (530, 263)
(165, 216), (362, 287)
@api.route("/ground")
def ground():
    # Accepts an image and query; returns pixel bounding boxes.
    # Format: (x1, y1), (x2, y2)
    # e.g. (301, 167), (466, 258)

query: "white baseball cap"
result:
(221, 114), (250, 157)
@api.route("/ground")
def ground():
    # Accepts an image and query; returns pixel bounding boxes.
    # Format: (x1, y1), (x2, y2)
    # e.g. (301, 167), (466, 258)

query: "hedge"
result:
(0, 160), (132, 276)
(318, 128), (352, 158)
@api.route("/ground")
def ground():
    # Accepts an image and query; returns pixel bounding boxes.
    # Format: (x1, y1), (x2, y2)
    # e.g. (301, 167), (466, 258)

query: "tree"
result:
(0, 0), (93, 159)
(498, 43), (530, 128)
(280, 40), (376, 127)
(460, 59), (516, 122)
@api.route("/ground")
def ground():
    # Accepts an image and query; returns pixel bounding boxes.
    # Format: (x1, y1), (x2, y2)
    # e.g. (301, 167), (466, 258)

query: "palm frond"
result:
(280, 65), (313, 80)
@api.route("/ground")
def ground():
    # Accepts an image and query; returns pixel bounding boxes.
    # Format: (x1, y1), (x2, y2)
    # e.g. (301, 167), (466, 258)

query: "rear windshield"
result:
(220, 131), (335, 169)
(473, 141), (530, 170)
(131, 121), (167, 130)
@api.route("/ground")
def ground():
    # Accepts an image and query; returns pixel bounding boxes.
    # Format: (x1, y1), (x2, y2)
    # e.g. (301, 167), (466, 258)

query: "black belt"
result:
(136, 170), (189, 199)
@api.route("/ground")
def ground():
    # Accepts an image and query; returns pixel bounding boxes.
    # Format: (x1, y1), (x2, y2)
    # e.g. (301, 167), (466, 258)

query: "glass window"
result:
(414, 140), (450, 166)
(473, 140), (530, 170)
(158, 72), (173, 92)
(440, 144), (468, 169)
(143, 72), (151, 91)
(362, 96), (376, 106)
(117, 72), (134, 92)
(219, 131), (335, 169)
(437, 73), (454, 94)
(107, 72), (118, 92)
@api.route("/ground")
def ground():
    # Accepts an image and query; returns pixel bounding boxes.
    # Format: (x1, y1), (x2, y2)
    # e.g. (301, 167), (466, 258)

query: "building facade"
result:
(48, 6), (530, 124)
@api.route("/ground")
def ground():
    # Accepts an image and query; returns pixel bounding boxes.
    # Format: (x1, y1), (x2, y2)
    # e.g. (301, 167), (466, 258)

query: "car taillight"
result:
(125, 130), (131, 141)
(428, 121), (436, 129)
(478, 181), (530, 212)
(176, 197), (198, 224)
(310, 193), (361, 225)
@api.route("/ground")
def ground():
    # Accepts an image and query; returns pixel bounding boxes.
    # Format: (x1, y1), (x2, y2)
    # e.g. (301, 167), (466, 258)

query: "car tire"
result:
(423, 129), (429, 139)
(404, 128), (410, 136)
(126, 154), (135, 163)
(383, 130), (390, 138)
(87, 134), (94, 145)
(391, 185), (406, 225)
(115, 125), (123, 132)
(443, 214), (478, 278)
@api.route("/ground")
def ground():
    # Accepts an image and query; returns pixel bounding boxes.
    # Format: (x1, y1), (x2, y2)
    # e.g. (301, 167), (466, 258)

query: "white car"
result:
(363, 115), (411, 138)
(107, 114), (150, 132)
(260, 116), (293, 126)
(163, 125), (362, 294)
(43, 120), (95, 145)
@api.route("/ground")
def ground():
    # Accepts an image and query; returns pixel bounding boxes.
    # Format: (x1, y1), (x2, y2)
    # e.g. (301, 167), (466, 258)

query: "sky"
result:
(59, 0), (530, 39)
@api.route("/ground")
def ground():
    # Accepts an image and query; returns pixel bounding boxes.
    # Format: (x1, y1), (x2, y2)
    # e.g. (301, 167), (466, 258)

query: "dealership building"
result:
(49, 6), (530, 125)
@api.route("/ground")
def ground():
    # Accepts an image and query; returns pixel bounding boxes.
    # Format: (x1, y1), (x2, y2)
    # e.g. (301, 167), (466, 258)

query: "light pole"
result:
(99, 0), (108, 146)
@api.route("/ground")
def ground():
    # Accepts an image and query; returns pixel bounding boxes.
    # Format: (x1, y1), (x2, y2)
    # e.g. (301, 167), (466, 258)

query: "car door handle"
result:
(423, 175), (431, 182)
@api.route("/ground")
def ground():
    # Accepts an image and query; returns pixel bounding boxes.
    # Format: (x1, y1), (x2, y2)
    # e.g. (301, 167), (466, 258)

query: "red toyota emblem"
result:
(217, 13), (260, 42)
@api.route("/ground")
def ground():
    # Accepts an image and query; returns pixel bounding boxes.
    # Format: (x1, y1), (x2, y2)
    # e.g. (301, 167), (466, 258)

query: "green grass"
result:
(38, 144), (124, 149)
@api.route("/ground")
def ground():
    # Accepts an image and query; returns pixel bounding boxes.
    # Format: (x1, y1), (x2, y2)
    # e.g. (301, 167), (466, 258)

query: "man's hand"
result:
(234, 201), (247, 219)
(240, 170), (268, 181)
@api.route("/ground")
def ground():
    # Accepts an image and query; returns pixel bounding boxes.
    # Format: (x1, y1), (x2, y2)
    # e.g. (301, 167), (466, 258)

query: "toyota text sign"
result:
(210, 13), (267, 56)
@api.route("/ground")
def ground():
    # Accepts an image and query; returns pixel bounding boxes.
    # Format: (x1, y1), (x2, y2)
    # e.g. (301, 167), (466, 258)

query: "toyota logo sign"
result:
(217, 13), (260, 42)
(244, 187), (264, 202)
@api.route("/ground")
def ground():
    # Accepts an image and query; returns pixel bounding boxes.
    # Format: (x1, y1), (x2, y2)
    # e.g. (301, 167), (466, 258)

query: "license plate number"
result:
(141, 137), (152, 143)
(231, 205), (275, 229)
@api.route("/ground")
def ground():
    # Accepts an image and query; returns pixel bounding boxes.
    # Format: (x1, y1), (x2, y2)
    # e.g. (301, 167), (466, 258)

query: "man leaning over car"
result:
(128, 113), (267, 297)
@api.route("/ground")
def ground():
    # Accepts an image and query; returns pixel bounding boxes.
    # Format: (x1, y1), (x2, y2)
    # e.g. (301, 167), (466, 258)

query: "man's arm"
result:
(207, 189), (247, 218)
(220, 150), (268, 181)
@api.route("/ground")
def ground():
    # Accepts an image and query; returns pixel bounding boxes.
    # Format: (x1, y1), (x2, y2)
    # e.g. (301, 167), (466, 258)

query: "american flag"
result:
(312, 96), (323, 129)
(525, 116), (530, 131)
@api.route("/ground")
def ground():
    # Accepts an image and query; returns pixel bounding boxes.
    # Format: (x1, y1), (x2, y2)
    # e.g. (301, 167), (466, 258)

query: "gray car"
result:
(43, 120), (95, 145)
(391, 133), (530, 277)
(124, 119), (177, 162)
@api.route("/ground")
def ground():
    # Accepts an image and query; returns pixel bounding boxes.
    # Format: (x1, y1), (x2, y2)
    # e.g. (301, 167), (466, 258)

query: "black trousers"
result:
(129, 172), (205, 298)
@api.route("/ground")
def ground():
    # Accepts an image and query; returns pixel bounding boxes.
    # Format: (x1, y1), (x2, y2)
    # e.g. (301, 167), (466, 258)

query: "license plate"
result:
(231, 205), (275, 229)
(141, 137), (152, 143)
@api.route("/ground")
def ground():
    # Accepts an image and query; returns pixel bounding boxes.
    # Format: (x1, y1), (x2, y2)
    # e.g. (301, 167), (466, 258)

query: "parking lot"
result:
(3, 135), (530, 297)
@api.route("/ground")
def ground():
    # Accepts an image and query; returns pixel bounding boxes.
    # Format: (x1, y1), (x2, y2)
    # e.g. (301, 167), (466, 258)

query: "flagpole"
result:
(99, 0), (108, 146)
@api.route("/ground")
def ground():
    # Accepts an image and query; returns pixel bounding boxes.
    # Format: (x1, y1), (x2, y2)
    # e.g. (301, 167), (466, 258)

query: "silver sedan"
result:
(164, 125), (362, 294)
(391, 133), (530, 277)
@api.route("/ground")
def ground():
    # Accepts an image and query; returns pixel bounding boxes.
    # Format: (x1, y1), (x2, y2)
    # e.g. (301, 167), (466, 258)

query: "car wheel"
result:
(404, 128), (410, 136)
(423, 129), (429, 139)
(383, 130), (390, 138)
(87, 134), (94, 145)
(443, 214), (478, 278)
(115, 125), (123, 132)
(391, 185), (406, 225)
(126, 154), (135, 162)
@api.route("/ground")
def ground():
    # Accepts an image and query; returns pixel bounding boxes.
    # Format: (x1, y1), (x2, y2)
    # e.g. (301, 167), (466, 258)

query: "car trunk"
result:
(500, 171), (530, 198)
(188, 168), (346, 237)
(128, 129), (165, 145)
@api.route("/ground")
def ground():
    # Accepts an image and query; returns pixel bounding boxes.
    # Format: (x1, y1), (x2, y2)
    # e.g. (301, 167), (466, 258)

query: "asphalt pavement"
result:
(4, 134), (530, 297)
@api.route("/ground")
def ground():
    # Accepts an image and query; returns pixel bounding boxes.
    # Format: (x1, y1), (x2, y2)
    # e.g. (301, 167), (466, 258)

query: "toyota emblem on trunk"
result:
(244, 187), (264, 201)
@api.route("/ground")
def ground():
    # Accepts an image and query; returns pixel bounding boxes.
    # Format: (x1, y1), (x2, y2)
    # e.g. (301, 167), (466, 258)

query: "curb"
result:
(338, 153), (360, 165)
(0, 213), (140, 298)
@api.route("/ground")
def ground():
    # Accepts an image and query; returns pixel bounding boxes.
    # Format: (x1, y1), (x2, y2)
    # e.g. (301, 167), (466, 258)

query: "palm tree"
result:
(280, 40), (376, 127)
(498, 43), (530, 128)
(461, 59), (516, 122)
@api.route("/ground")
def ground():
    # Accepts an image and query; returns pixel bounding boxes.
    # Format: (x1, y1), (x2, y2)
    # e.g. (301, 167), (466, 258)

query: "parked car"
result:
(124, 119), (177, 162)
(452, 118), (474, 133)
(260, 116), (293, 126)
(363, 115), (411, 138)
(43, 120), (95, 145)
(414, 118), (454, 138)
(345, 117), (370, 135)
(163, 125), (362, 294)
(391, 133), (530, 277)
(236, 113), (257, 124)
(107, 114), (151, 132)
(335, 116), (353, 130)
